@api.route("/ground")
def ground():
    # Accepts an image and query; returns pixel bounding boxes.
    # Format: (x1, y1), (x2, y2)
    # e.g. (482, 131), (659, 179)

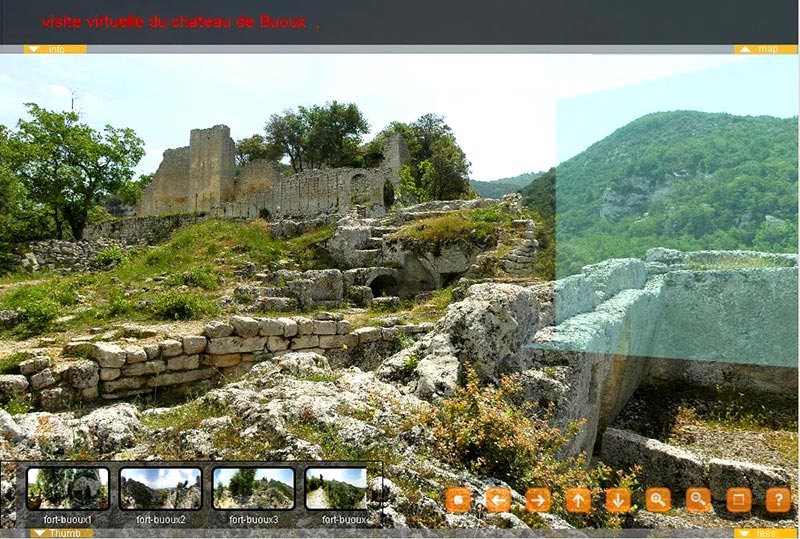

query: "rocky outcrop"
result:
(601, 429), (792, 508)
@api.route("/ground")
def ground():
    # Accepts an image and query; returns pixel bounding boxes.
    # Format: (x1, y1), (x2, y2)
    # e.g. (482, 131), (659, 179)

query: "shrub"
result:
(0, 351), (32, 374)
(164, 266), (220, 290)
(16, 299), (59, 335)
(6, 396), (32, 414)
(151, 290), (216, 321)
(419, 365), (636, 528)
(94, 246), (125, 268)
(105, 289), (135, 318)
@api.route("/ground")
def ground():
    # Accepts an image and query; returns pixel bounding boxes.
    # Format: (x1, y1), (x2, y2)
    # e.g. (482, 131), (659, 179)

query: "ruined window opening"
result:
(383, 180), (395, 208)
(369, 275), (399, 297)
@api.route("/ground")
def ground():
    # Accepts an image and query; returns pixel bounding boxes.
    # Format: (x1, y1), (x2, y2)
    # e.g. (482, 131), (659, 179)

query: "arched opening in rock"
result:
(369, 274), (399, 297)
(383, 180), (396, 208)
(350, 173), (371, 206)
(440, 272), (462, 288)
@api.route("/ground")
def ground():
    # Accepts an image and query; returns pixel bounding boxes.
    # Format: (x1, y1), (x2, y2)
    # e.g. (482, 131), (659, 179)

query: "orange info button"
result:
(734, 44), (798, 54)
(24, 44), (87, 54)
(29, 530), (94, 538)
(734, 529), (798, 539)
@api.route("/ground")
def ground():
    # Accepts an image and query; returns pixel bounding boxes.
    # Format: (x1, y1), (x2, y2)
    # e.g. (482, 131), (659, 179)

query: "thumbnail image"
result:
(305, 468), (367, 510)
(213, 468), (294, 510)
(120, 468), (202, 510)
(27, 468), (109, 510)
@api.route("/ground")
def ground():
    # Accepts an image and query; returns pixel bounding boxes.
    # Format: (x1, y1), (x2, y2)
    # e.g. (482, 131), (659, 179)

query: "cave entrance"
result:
(369, 274), (399, 297)
(383, 180), (396, 208)
(441, 272), (463, 288)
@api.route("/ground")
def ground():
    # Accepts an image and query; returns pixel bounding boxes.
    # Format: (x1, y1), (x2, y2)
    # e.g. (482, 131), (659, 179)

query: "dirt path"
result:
(306, 488), (329, 509)
(0, 278), (44, 293)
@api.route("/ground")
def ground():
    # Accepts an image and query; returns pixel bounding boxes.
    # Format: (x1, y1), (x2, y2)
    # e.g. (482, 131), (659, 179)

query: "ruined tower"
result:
(381, 133), (411, 177)
(188, 125), (235, 212)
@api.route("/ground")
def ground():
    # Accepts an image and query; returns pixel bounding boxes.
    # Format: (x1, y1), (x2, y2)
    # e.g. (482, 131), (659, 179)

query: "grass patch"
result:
(285, 420), (399, 463)
(405, 286), (454, 323)
(0, 280), (77, 336)
(400, 351), (420, 375)
(0, 351), (32, 374)
(94, 246), (126, 268)
(140, 400), (229, 431)
(150, 290), (218, 321)
(4, 396), (33, 414)
(0, 220), (291, 337)
(290, 371), (341, 383)
(389, 207), (511, 246)
(284, 226), (337, 270)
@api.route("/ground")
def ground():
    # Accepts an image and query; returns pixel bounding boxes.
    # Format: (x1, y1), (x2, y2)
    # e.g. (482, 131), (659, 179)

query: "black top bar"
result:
(2, 0), (797, 45)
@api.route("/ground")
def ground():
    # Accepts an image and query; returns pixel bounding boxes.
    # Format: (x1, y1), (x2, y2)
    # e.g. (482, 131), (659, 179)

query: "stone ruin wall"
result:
(234, 159), (281, 199)
(532, 249), (798, 398)
(137, 124), (404, 221)
(212, 167), (395, 220)
(0, 315), (433, 411)
(138, 146), (190, 215)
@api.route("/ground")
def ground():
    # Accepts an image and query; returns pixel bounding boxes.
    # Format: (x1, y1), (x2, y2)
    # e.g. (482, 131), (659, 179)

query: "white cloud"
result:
(48, 84), (72, 97)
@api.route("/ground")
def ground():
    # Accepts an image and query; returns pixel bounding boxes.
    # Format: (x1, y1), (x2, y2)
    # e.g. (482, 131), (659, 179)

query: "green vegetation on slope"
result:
(0, 220), (333, 337)
(471, 171), (543, 199)
(388, 207), (513, 245)
(535, 111), (797, 275)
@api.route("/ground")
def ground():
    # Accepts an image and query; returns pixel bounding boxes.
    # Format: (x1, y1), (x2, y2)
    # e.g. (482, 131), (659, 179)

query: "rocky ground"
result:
(0, 204), (796, 532)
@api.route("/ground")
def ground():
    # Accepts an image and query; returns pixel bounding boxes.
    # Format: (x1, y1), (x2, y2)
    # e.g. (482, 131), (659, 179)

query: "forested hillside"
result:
(471, 171), (542, 199)
(535, 111), (797, 275)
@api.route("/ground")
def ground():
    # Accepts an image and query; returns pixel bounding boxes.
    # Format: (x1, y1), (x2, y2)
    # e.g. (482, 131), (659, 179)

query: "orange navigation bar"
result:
(24, 45), (88, 54)
(734, 529), (798, 538)
(734, 44), (798, 54)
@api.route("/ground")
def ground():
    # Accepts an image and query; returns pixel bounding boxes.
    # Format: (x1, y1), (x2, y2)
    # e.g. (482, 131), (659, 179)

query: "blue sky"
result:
(306, 467), (366, 488)
(556, 56), (799, 163)
(213, 468), (294, 488)
(0, 54), (795, 180)
(121, 468), (200, 489)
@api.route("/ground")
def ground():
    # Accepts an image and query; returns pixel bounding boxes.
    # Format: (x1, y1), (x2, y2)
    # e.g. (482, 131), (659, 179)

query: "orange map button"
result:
(24, 45), (87, 54)
(735, 44), (798, 54)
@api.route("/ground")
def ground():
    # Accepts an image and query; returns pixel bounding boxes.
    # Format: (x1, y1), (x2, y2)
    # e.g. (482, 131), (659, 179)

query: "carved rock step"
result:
(362, 237), (384, 249)
(371, 226), (399, 236)
(352, 249), (383, 267)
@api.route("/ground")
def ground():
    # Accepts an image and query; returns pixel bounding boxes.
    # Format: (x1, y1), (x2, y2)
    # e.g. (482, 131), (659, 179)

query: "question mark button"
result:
(766, 487), (792, 513)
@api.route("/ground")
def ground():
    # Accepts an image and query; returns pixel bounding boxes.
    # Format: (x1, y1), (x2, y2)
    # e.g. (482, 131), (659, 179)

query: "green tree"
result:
(5, 103), (144, 240)
(235, 134), (273, 168)
(0, 125), (55, 266)
(264, 110), (309, 172)
(115, 172), (154, 207)
(301, 101), (369, 168)
(36, 468), (73, 504)
(229, 468), (256, 498)
(420, 136), (471, 200)
(263, 102), (369, 172)
(367, 114), (471, 201)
